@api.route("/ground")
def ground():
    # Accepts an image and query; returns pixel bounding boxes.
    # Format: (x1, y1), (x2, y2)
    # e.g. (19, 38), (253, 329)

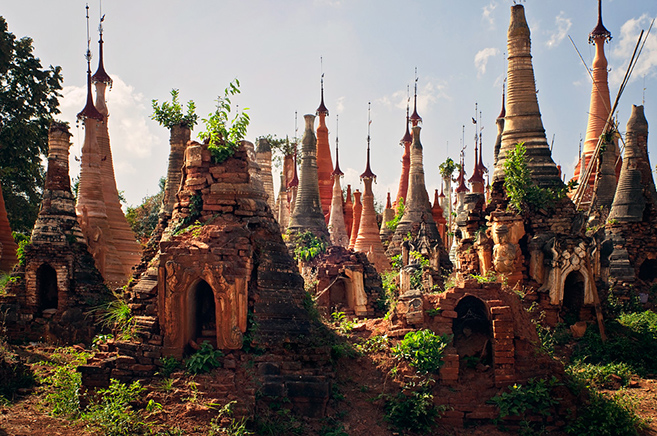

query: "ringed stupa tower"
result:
(75, 10), (124, 286)
(348, 189), (361, 250)
(287, 114), (329, 241)
(493, 4), (561, 192)
(90, 13), (141, 278)
(353, 105), (390, 272)
(256, 138), (276, 212)
(344, 184), (354, 240)
(327, 116), (348, 247)
(315, 75), (334, 222)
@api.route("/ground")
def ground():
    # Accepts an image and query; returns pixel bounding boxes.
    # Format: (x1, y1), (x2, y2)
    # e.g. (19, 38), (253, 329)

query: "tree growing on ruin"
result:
(0, 16), (63, 234)
(151, 88), (198, 129)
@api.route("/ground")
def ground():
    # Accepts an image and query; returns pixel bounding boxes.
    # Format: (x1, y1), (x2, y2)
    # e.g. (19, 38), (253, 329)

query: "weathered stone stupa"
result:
(493, 4), (561, 191)
(606, 105), (657, 293)
(344, 184), (354, 240)
(353, 111), (390, 273)
(275, 173), (290, 231)
(0, 123), (109, 343)
(287, 114), (329, 241)
(327, 120), (348, 248)
(256, 137), (276, 212)
(162, 124), (191, 219)
(348, 189), (362, 250)
(315, 78), (334, 222)
(379, 192), (395, 245)
(90, 23), (141, 278)
(286, 151), (299, 216)
(493, 86), (506, 166)
(76, 42), (126, 287)
(432, 189), (447, 243)
(387, 125), (443, 258)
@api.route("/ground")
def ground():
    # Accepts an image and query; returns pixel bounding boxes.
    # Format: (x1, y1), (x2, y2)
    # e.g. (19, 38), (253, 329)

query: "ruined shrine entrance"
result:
(562, 271), (585, 324)
(638, 259), (657, 283)
(189, 280), (217, 349)
(453, 296), (492, 368)
(36, 264), (58, 314)
(328, 278), (349, 313)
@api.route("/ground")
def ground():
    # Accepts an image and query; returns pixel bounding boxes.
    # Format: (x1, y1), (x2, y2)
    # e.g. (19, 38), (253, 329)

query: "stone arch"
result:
(452, 295), (493, 366)
(638, 258), (657, 283)
(561, 271), (585, 324)
(36, 263), (58, 314)
(186, 279), (218, 350)
(552, 262), (594, 306)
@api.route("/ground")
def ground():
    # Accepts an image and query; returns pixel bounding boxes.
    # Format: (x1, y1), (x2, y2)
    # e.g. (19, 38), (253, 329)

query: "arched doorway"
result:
(562, 271), (585, 325)
(190, 280), (216, 348)
(36, 264), (58, 314)
(453, 296), (492, 367)
(638, 259), (657, 283)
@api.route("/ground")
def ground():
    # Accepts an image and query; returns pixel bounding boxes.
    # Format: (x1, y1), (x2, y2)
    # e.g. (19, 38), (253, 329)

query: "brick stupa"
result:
(327, 119), (348, 247)
(256, 137), (276, 212)
(343, 184), (354, 240)
(90, 23), (141, 279)
(394, 102), (413, 208)
(348, 189), (362, 250)
(315, 77), (334, 223)
(493, 4), (562, 191)
(353, 108), (390, 273)
(287, 114), (329, 242)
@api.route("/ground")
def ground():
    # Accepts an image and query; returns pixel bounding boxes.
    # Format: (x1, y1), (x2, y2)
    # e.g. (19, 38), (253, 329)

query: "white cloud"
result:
(482, 1), (497, 29)
(474, 47), (500, 77)
(610, 14), (657, 87)
(546, 11), (572, 48)
(335, 96), (345, 113)
(376, 80), (450, 114)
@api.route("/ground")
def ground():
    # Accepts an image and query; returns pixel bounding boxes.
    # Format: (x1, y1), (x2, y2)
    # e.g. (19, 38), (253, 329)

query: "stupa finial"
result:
(332, 114), (343, 176)
(316, 57), (329, 116)
(410, 68), (422, 126)
(401, 85), (413, 145)
(361, 102), (376, 180)
(92, 1), (112, 85)
(77, 4), (103, 122)
(589, 0), (612, 44)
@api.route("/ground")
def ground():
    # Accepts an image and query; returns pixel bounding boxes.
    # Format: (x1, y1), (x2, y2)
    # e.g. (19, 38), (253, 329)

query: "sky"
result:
(2, 0), (657, 208)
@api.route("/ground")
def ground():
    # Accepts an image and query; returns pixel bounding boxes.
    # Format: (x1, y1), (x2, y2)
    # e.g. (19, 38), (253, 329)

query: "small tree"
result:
(198, 79), (250, 164)
(151, 89), (198, 129)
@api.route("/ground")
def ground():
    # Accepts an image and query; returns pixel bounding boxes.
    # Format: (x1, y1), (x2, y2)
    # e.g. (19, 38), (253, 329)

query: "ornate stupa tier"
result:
(608, 105), (657, 223)
(387, 126), (443, 257)
(256, 137), (276, 212)
(287, 114), (329, 241)
(494, 4), (561, 188)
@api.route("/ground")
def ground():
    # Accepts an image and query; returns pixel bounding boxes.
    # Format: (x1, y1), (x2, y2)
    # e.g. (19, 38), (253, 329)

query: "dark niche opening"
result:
(329, 279), (348, 311)
(638, 259), (657, 283)
(453, 296), (492, 367)
(562, 271), (585, 325)
(193, 280), (216, 347)
(37, 264), (58, 314)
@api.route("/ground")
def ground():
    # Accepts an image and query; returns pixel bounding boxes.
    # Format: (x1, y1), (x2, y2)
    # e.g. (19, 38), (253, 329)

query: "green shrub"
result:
(43, 365), (82, 417)
(293, 231), (327, 262)
(566, 390), (645, 436)
(382, 379), (441, 433)
(385, 198), (404, 233)
(391, 329), (450, 373)
(94, 291), (137, 341)
(82, 379), (145, 436)
(151, 88), (198, 129)
(566, 362), (634, 389)
(489, 377), (561, 431)
(356, 335), (389, 353)
(157, 356), (181, 377)
(185, 341), (223, 375)
(15, 238), (29, 266)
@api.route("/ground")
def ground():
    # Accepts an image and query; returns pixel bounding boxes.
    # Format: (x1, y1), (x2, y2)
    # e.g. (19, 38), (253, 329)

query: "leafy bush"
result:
(566, 362), (634, 389)
(566, 390), (645, 436)
(385, 198), (404, 233)
(391, 329), (450, 373)
(94, 290), (137, 341)
(125, 177), (165, 242)
(292, 231), (327, 262)
(43, 365), (82, 417)
(157, 356), (181, 378)
(15, 238), (29, 265)
(489, 377), (561, 430)
(382, 379), (440, 433)
(331, 311), (355, 334)
(185, 341), (223, 375)
(356, 335), (389, 353)
(198, 79), (250, 164)
(151, 88), (198, 129)
(83, 379), (145, 436)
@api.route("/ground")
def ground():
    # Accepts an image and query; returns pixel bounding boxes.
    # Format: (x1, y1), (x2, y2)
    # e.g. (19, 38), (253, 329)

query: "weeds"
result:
(209, 401), (252, 436)
(566, 390), (645, 436)
(381, 378), (442, 433)
(391, 329), (450, 374)
(185, 341), (223, 375)
(567, 362), (634, 389)
(292, 231), (327, 262)
(355, 334), (389, 353)
(331, 311), (355, 334)
(92, 290), (138, 341)
(83, 379), (145, 436)
(157, 356), (181, 377)
(489, 377), (561, 432)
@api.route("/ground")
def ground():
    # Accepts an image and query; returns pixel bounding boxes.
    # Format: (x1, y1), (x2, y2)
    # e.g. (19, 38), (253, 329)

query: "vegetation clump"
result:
(385, 198), (404, 233)
(185, 341), (223, 375)
(391, 329), (450, 374)
(381, 378), (441, 433)
(292, 230), (327, 262)
(151, 88), (198, 129)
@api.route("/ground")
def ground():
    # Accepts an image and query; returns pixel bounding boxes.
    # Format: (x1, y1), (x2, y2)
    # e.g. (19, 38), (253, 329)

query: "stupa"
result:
(315, 76), (334, 222)
(348, 189), (362, 250)
(327, 117), (348, 247)
(256, 137), (276, 212)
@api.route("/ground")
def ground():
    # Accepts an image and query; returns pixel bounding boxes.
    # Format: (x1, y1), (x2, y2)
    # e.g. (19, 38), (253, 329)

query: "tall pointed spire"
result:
(572, 0), (618, 206)
(493, 4), (561, 189)
(91, 6), (112, 85)
(328, 115), (348, 247)
(77, 5), (102, 122)
(410, 68), (422, 127)
(315, 65), (334, 222)
(354, 103), (390, 272)
(494, 80), (506, 165)
(395, 91), (413, 208)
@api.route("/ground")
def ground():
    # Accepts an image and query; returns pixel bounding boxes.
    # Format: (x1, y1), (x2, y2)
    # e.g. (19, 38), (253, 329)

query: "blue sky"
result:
(2, 0), (657, 207)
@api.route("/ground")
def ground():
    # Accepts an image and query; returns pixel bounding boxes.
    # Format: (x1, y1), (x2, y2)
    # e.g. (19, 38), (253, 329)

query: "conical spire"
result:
(494, 82), (506, 165)
(395, 97), (413, 208)
(332, 115), (343, 177)
(328, 116), (348, 247)
(287, 149), (299, 189)
(608, 105), (657, 222)
(315, 72), (334, 221)
(316, 73), (329, 116)
(287, 114), (329, 240)
(589, 0), (612, 44)
(493, 4), (561, 189)
(91, 13), (112, 85)
(401, 94), (413, 144)
(353, 107), (389, 272)
(348, 190), (362, 250)
(410, 69), (422, 127)
(455, 149), (469, 194)
(344, 184), (353, 239)
(77, 55), (103, 121)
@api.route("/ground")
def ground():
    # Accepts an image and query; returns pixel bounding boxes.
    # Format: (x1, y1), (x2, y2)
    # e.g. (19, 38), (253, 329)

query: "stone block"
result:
(441, 310), (458, 319)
